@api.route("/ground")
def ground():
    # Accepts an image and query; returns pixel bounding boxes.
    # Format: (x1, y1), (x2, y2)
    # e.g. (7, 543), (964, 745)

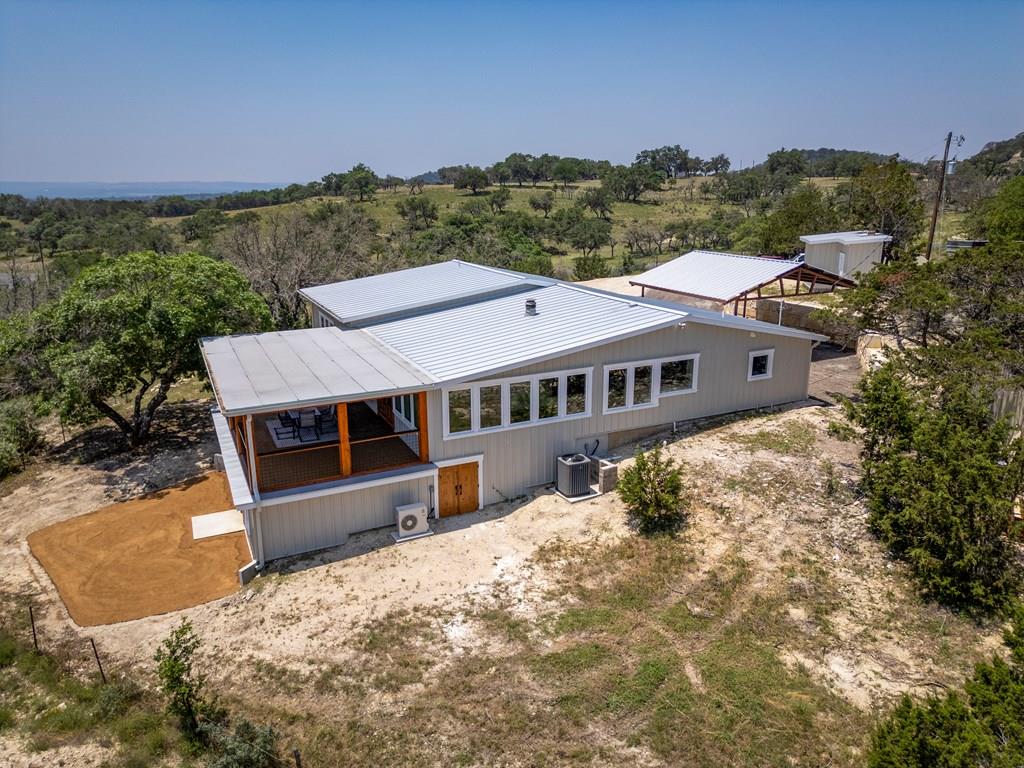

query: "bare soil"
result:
(26, 471), (250, 626)
(0, 370), (1007, 765)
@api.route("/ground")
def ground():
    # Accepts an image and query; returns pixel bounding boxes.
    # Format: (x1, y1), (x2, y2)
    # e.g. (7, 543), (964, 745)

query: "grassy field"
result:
(3, 176), (974, 288)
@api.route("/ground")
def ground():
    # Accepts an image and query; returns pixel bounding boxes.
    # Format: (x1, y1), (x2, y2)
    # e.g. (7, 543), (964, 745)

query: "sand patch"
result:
(27, 472), (250, 626)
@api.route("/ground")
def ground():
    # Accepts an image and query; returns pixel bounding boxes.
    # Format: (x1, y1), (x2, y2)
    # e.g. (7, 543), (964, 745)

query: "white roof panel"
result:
(368, 283), (689, 382)
(201, 327), (435, 415)
(210, 407), (255, 509)
(630, 250), (799, 302)
(300, 260), (541, 325)
(799, 231), (892, 245)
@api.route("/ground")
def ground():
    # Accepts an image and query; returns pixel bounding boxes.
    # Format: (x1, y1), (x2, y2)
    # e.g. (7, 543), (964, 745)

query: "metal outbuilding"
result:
(629, 250), (855, 316)
(798, 231), (892, 277)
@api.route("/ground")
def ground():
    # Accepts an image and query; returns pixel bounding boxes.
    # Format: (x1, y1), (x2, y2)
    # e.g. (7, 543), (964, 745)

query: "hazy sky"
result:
(1, 0), (1021, 182)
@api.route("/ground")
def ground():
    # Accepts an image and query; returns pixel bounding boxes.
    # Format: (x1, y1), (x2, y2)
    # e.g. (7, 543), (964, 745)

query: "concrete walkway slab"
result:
(192, 509), (245, 540)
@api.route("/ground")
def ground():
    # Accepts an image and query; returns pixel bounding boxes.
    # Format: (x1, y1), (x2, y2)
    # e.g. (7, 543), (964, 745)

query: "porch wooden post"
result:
(417, 391), (429, 463)
(338, 403), (352, 477)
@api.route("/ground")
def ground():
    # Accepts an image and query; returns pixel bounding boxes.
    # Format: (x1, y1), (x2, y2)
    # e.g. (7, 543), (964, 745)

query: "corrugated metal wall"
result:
(259, 476), (433, 561)
(805, 242), (883, 276)
(429, 322), (813, 504)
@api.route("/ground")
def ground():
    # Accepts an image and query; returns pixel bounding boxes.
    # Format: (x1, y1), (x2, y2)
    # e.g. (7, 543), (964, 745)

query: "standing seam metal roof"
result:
(630, 250), (802, 302)
(201, 327), (436, 414)
(299, 260), (542, 324)
(367, 283), (688, 382)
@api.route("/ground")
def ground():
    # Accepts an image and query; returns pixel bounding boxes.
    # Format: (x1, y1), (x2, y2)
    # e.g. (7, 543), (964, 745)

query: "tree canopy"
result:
(1, 251), (271, 446)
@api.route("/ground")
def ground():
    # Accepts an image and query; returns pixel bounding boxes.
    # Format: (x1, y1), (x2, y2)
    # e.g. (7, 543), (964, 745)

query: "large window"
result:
(509, 381), (532, 424)
(447, 388), (471, 434)
(603, 354), (699, 413)
(443, 368), (593, 438)
(538, 377), (559, 420)
(747, 349), (774, 381)
(479, 384), (502, 429)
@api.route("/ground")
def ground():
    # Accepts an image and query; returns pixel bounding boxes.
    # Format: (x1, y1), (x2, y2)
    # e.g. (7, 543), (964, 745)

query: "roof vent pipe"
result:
(525, 299), (538, 316)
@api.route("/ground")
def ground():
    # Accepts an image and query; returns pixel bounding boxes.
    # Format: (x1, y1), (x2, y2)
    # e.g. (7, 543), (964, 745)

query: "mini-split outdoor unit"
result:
(392, 502), (432, 543)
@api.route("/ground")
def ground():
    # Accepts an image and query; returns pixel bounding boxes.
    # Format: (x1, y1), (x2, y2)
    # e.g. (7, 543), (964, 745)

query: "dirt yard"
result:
(27, 472), (250, 626)
(0, 385), (1007, 766)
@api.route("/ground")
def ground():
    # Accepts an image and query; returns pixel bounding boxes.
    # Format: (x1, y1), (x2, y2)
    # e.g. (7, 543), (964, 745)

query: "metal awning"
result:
(630, 250), (855, 303)
(200, 327), (437, 416)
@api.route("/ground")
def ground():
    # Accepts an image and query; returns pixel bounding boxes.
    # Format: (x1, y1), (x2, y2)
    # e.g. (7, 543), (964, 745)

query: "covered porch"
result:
(201, 326), (441, 501)
(227, 393), (430, 495)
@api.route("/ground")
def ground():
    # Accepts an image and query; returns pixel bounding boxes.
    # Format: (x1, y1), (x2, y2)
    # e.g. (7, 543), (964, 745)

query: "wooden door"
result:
(438, 462), (479, 517)
(457, 462), (479, 515)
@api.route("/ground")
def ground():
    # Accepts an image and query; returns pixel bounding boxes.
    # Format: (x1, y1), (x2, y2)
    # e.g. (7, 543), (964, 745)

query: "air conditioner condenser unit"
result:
(392, 502), (433, 543)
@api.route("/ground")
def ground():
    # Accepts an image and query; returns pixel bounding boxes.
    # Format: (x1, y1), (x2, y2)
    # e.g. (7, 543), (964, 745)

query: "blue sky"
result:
(1, 0), (1021, 182)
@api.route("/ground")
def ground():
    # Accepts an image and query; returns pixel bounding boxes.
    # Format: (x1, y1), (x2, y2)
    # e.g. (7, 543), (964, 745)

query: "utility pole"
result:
(925, 131), (954, 261)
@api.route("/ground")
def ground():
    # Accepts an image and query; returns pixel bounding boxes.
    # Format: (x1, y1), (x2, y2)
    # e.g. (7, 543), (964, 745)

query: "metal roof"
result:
(299, 260), (543, 325)
(201, 261), (827, 414)
(368, 283), (689, 382)
(210, 407), (255, 508)
(799, 231), (892, 246)
(630, 250), (802, 302)
(201, 327), (436, 415)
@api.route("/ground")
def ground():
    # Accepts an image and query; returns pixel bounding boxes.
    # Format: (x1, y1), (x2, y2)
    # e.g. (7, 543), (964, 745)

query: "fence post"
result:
(89, 638), (107, 684)
(28, 605), (38, 652)
(292, 748), (303, 768)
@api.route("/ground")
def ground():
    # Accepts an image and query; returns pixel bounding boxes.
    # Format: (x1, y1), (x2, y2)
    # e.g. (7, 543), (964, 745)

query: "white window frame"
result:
(603, 353), (700, 414)
(747, 349), (775, 382)
(442, 367), (593, 439)
(393, 393), (417, 430)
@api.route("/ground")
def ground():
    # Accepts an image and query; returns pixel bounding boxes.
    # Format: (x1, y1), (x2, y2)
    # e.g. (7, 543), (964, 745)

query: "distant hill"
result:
(796, 147), (894, 176)
(408, 170), (441, 184)
(0, 180), (288, 200)
(960, 132), (1024, 178)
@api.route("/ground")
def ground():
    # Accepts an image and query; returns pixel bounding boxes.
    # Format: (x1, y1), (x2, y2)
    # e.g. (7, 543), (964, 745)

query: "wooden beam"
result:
(338, 403), (352, 477)
(417, 391), (429, 463)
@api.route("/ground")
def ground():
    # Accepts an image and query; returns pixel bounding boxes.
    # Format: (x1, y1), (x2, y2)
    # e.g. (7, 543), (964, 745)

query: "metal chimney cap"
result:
(525, 298), (538, 315)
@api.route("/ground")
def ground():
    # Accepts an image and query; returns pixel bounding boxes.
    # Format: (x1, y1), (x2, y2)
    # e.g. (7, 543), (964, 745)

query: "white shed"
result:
(799, 231), (892, 278)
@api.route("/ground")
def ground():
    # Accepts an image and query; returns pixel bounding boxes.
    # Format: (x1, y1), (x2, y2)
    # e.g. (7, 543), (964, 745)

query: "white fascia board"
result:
(252, 466), (437, 509)
(218, 383), (439, 419)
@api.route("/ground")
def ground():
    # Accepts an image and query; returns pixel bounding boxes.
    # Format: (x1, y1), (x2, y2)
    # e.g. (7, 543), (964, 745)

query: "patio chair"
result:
(297, 409), (319, 442)
(273, 411), (298, 440)
(316, 404), (337, 433)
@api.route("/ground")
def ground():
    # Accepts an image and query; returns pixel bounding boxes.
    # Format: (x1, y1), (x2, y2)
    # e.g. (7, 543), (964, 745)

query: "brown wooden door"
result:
(438, 462), (479, 517)
(439, 465), (459, 517)
(457, 462), (479, 514)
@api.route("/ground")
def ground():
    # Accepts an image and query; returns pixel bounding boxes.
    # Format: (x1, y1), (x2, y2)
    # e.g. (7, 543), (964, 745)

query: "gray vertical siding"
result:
(253, 319), (814, 561)
(428, 322), (814, 504)
(259, 476), (433, 561)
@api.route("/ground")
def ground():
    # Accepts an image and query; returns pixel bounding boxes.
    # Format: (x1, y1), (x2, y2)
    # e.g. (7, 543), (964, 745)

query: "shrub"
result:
(867, 606), (1024, 767)
(617, 445), (689, 535)
(0, 398), (44, 479)
(849, 367), (1022, 614)
(154, 619), (208, 744)
(93, 679), (142, 722)
(205, 718), (282, 768)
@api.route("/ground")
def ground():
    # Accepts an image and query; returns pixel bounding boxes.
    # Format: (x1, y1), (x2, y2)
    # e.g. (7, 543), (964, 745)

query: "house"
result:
(629, 250), (855, 317)
(201, 260), (826, 570)
(798, 231), (892, 278)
